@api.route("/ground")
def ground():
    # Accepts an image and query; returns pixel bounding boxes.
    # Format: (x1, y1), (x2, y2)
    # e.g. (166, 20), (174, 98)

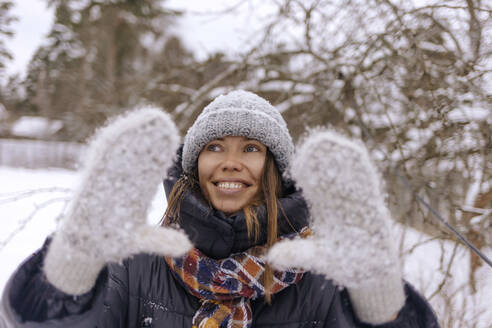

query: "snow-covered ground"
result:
(0, 166), (491, 327)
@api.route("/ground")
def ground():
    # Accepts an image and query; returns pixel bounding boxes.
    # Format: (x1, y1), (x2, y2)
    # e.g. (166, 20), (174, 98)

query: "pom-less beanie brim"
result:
(182, 90), (294, 175)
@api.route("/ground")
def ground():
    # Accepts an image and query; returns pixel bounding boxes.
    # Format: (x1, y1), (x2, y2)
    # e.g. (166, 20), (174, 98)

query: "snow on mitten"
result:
(266, 130), (405, 325)
(44, 108), (192, 295)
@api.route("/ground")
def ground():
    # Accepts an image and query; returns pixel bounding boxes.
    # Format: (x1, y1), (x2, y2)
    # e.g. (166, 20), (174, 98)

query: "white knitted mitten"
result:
(44, 108), (192, 295)
(266, 130), (405, 325)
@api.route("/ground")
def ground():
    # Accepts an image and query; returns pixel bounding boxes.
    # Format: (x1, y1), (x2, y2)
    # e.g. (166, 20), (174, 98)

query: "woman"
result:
(1, 91), (438, 327)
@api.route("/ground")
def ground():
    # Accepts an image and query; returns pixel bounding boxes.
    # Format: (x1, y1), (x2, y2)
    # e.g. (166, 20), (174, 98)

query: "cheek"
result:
(197, 155), (211, 180)
(252, 158), (266, 181)
(197, 156), (212, 198)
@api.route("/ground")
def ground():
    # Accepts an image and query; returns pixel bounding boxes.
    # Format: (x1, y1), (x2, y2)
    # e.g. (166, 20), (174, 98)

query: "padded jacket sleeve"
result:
(0, 239), (129, 328)
(330, 283), (439, 328)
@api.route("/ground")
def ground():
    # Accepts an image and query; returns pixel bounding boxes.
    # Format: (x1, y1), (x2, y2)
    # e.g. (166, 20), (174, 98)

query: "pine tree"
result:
(24, 0), (177, 141)
(0, 0), (15, 75)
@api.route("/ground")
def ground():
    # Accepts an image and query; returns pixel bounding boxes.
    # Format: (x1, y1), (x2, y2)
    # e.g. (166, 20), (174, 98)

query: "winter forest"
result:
(0, 0), (491, 327)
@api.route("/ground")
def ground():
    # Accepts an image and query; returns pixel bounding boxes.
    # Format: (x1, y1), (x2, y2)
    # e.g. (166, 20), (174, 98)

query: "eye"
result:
(206, 143), (222, 152)
(244, 144), (260, 152)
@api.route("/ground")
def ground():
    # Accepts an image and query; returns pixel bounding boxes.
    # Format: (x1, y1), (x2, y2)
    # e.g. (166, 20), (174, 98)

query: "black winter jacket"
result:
(1, 149), (439, 328)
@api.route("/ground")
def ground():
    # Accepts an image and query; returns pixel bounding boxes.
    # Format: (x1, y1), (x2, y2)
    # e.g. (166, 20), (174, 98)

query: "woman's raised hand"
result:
(266, 130), (405, 324)
(44, 108), (192, 295)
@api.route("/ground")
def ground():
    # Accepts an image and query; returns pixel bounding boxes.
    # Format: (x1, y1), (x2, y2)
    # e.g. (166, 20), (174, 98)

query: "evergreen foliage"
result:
(0, 0), (15, 73)
(22, 0), (179, 140)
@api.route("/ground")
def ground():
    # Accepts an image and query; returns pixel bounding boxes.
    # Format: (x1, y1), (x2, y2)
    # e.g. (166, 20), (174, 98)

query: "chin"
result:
(205, 186), (258, 215)
(212, 202), (246, 215)
(215, 203), (245, 215)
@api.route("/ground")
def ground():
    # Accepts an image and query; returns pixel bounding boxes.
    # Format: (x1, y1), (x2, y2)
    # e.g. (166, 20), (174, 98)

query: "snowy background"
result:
(5, 0), (269, 77)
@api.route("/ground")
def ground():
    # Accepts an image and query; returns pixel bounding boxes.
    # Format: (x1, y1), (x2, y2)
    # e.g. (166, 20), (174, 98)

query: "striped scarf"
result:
(165, 233), (307, 328)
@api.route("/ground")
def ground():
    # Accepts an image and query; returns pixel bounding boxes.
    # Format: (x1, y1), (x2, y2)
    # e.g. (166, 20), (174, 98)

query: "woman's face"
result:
(198, 136), (267, 215)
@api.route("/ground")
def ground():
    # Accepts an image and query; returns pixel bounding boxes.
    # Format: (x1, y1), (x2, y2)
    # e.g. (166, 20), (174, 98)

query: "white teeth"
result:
(217, 182), (244, 189)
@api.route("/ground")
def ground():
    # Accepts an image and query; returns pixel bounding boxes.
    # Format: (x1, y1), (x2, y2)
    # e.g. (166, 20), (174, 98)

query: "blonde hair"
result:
(162, 150), (283, 303)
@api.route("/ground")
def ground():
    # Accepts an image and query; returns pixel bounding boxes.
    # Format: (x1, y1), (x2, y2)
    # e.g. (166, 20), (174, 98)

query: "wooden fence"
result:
(0, 139), (84, 170)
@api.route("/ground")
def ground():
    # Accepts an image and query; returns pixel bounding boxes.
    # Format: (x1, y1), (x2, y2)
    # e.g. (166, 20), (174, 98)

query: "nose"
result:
(220, 152), (243, 172)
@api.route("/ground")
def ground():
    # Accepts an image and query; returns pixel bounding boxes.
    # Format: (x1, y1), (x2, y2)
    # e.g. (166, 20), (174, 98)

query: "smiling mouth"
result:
(213, 181), (250, 190)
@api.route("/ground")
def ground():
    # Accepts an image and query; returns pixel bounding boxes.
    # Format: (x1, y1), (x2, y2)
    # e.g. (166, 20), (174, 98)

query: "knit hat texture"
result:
(182, 90), (294, 174)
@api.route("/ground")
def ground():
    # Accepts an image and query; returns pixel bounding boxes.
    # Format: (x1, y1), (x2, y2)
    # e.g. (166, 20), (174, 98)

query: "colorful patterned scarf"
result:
(165, 230), (308, 328)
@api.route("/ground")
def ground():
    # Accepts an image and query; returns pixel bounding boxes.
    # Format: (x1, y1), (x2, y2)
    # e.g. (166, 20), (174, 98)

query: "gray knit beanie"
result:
(182, 90), (294, 175)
